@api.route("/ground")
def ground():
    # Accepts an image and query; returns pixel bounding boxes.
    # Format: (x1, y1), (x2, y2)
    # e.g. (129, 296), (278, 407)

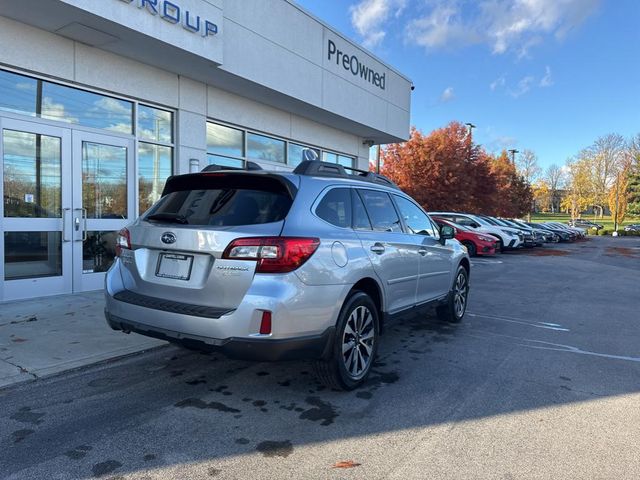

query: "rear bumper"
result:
(105, 311), (335, 361)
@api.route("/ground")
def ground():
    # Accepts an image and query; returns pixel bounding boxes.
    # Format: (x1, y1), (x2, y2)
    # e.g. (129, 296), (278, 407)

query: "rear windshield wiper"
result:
(146, 213), (189, 224)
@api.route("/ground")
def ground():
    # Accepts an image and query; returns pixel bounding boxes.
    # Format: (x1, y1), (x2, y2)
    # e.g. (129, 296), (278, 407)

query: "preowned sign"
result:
(328, 39), (385, 91)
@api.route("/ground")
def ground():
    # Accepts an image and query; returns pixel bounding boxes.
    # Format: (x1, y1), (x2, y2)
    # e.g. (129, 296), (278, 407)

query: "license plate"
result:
(156, 253), (194, 280)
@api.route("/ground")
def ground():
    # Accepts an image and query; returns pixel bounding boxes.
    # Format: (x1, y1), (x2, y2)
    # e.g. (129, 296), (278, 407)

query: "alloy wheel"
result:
(341, 305), (375, 379)
(453, 272), (468, 318)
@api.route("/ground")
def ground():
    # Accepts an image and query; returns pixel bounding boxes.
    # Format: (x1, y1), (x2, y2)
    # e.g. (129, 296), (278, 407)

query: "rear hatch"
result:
(116, 172), (297, 310)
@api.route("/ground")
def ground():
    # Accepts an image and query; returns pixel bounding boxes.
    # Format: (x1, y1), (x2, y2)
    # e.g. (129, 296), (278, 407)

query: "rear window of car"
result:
(315, 188), (352, 228)
(146, 174), (293, 226)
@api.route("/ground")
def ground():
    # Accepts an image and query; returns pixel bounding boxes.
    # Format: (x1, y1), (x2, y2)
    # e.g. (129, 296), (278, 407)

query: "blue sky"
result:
(296, 0), (640, 169)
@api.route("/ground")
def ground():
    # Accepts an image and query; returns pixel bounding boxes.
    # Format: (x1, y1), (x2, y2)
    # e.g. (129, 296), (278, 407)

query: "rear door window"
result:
(358, 189), (402, 232)
(147, 174), (293, 226)
(315, 188), (352, 228)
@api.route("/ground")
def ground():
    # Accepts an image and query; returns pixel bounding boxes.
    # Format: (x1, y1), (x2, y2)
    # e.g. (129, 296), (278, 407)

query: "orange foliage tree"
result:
(381, 122), (499, 213)
(380, 122), (533, 216)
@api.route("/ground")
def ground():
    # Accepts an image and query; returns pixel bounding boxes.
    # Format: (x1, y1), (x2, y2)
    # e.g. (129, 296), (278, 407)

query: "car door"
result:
(393, 195), (453, 304)
(353, 188), (420, 314)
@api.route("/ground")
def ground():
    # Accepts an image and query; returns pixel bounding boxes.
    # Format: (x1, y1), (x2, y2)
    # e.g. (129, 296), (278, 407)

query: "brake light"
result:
(115, 228), (131, 257)
(222, 237), (320, 273)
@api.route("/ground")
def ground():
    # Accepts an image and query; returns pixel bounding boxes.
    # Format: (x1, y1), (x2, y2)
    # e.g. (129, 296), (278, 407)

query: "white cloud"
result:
(490, 76), (506, 91)
(440, 86), (455, 102)
(350, 0), (407, 48)
(539, 65), (553, 87)
(405, 3), (480, 50)
(509, 75), (535, 98)
(404, 0), (600, 56)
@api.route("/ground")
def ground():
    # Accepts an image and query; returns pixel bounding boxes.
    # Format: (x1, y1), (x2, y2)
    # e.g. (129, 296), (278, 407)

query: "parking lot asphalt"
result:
(1, 236), (639, 480)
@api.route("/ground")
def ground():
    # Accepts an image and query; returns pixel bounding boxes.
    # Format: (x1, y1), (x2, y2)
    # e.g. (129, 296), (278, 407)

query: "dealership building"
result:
(0, 0), (412, 302)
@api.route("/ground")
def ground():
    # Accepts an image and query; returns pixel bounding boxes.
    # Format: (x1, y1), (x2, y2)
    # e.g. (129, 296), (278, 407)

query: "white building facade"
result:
(0, 0), (412, 301)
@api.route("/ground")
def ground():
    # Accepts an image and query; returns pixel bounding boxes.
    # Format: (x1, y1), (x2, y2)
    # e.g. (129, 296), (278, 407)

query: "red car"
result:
(432, 217), (498, 256)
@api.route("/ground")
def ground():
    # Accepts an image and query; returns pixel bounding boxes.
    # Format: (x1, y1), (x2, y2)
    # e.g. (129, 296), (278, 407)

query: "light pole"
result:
(465, 122), (476, 139)
(508, 148), (519, 165)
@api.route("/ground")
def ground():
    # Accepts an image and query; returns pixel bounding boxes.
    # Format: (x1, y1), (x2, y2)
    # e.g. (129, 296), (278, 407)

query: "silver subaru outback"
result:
(105, 160), (470, 390)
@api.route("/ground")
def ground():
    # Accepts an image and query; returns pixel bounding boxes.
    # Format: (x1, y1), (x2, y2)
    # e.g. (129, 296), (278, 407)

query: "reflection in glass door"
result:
(1, 119), (72, 300)
(72, 132), (134, 292)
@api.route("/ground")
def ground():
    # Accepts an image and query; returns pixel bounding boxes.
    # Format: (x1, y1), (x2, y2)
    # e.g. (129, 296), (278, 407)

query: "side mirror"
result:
(440, 225), (455, 245)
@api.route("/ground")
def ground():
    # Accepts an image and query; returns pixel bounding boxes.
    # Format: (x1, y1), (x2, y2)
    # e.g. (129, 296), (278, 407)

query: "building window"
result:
(137, 105), (174, 213)
(248, 133), (286, 164)
(288, 143), (320, 168)
(205, 120), (355, 171)
(0, 69), (134, 134)
(323, 151), (355, 168)
(206, 122), (244, 167)
(138, 105), (173, 143)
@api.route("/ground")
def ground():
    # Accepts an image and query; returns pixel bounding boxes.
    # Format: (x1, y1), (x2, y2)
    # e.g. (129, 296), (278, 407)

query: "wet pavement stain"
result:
(256, 371), (270, 376)
(235, 438), (250, 445)
(174, 398), (241, 413)
(11, 407), (45, 425)
(11, 429), (34, 443)
(186, 377), (207, 385)
(208, 467), (222, 476)
(169, 369), (185, 377)
(356, 391), (373, 399)
(65, 445), (92, 460)
(256, 440), (294, 458)
(299, 397), (338, 426)
(143, 454), (156, 462)
(252, 400), (267, 407)
(559, 376), (572, 381)
(278, 380), (291, 387)
(91, 460), (122, 477)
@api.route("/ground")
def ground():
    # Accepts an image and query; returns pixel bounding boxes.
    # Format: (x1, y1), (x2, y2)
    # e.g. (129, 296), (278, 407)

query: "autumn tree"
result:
(562, 159), (593, 219)
(532, 180), (551, 212)
(381, 122), (496, 213)
(489, 150), (533, 217)
(608, 169), (629, 227)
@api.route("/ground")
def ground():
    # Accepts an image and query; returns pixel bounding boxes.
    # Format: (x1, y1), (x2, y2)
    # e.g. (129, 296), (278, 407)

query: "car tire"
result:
(314, 291), (379, 391)
(436, 266), (469, 324)
(462, 241), (477, 257)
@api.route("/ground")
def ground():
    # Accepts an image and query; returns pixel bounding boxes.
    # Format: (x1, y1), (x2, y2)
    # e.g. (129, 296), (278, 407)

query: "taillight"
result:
(115, 228), (131, 257)
(222, 237), (320, 273)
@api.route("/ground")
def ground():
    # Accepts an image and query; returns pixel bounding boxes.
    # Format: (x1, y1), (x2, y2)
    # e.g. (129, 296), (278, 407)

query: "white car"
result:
(429, 212), (523, 251)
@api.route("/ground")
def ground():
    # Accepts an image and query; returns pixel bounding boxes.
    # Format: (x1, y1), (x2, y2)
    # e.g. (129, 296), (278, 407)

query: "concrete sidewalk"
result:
(0, 291), (166, 389)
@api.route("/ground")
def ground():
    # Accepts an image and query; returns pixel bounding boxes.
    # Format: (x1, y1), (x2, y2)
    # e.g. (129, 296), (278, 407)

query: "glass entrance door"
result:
(72, 131), (135, 292)
(0, 119), (135, 301)
(1, 119), (73, 300)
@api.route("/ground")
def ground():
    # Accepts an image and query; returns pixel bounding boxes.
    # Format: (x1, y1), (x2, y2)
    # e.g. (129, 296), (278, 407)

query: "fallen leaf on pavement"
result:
(332, 460), (361, 469)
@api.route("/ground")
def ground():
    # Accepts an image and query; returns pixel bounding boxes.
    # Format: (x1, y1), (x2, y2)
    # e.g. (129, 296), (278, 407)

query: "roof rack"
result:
(201, 161), (262, 172)
(292, 160), (399, 190)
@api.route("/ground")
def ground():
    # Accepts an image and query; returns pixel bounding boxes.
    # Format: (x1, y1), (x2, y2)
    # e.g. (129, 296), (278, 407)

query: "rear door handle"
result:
(370, 243), (385, 254)
(418, 248), (428, 256)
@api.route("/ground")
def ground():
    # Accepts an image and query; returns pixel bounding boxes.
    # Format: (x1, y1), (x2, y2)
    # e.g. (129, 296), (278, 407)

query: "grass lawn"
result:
(530, 213), (640, 231)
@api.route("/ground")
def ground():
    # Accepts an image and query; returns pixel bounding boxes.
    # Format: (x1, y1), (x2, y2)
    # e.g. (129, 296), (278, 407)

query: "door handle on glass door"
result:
(62, 208), (71, 242)
(370, 243), (385, 254)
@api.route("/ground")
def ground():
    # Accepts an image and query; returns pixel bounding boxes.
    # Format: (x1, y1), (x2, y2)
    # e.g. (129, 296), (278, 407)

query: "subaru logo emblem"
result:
(161, 232), (176, 244)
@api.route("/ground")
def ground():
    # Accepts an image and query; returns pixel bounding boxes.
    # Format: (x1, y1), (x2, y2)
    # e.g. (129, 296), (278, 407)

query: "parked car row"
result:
(425, 212), (587, 256)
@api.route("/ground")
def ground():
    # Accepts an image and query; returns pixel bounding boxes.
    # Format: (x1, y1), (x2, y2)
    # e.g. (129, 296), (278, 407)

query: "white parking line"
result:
(467, 312), (570, 331)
